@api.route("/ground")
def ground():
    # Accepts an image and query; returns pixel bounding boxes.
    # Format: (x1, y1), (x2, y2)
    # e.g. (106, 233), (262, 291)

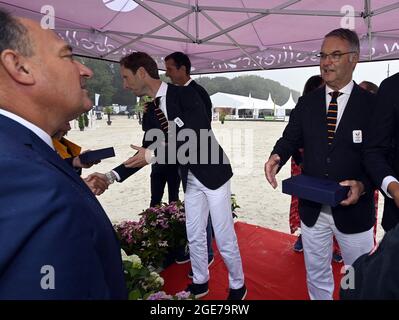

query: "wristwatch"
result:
(105, 171), (117, 184)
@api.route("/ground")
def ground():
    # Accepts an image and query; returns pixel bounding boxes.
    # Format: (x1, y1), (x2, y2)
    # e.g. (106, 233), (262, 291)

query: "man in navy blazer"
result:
(112, 52), (246, 300)
(163, 51), (215, 268)
(0, 10), (127, 299)
(363, 72), (399, 231)
(265, 29), (375, 300)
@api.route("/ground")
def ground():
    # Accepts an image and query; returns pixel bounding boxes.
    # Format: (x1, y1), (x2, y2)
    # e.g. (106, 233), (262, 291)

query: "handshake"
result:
(83, 172), (115, 196)
(82, 144), (153, 196)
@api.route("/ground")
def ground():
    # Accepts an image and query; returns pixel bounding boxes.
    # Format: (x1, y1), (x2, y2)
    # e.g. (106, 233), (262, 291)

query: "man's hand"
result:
(73, 150), (101, 169)
(388, 181), (399, 208)
(123, 145), (153, 168)
(84, 172), (109, 196)
(264, 154), (281, 189)
(339, 180), (365, 206)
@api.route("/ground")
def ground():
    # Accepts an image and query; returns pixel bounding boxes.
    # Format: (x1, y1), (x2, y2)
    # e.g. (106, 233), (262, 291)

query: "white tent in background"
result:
(278, 92), (297, 111)
(210, 92), (273, 119)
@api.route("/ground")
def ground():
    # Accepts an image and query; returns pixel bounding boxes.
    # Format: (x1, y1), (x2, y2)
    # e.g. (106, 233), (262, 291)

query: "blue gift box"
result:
(282, 174), (350, 207)
(79, 147), (115, 164)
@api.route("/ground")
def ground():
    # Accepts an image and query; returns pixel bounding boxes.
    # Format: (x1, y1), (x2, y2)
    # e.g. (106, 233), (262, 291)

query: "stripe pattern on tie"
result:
(326, 91), (343, 145)
(153, 97), (169, 133)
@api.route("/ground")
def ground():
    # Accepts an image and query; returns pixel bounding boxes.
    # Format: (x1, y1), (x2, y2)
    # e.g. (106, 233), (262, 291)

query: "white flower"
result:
(131, 255), (142, 268)
(121, 252), (143, 269)
(155, 276), (164, 286)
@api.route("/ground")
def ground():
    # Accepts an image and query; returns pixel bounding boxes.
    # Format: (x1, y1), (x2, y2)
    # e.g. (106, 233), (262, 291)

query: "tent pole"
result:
(102, 9), (193, 58)
(200, 10), (264, 70)
(363, 0), (372, 61)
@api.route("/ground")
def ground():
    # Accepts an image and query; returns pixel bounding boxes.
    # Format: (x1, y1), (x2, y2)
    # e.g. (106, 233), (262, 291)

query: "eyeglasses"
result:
(315, 51), (357, 61)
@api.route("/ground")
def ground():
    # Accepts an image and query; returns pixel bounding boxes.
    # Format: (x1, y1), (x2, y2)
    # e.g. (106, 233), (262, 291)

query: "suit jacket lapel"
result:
(29, 131), (90, 188)
(0, 115), (88, 190)
(166, 84), (180, 126)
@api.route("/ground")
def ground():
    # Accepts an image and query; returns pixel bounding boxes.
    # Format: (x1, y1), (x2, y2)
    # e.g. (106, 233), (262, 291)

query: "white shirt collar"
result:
(184, 78), (193, 86)
(325, 80), (354, 96)
(155, 81), (168, 99)
(0, 108), (55, 150)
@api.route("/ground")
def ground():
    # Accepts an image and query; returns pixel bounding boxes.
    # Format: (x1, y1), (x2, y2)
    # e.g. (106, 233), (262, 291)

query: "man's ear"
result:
(349, 52), (359, 64)
(0, 49), (35, 85)
(137, 66), (147, 79)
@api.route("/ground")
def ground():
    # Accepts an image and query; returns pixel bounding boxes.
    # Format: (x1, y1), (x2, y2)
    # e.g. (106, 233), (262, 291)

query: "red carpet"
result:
(161, 222), (344, 300)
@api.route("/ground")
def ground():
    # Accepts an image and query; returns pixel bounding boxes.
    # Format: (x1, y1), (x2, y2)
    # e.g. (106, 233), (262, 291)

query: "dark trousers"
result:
(150, 163), (181, 207)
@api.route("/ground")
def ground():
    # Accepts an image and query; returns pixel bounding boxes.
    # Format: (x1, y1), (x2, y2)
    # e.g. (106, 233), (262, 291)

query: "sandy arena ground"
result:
(69, 116), (384, 240)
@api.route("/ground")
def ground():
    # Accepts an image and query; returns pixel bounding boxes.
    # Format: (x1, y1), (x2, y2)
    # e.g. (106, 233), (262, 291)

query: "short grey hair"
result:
(325, 28), (360, 54)
(0, 9), (33, 56)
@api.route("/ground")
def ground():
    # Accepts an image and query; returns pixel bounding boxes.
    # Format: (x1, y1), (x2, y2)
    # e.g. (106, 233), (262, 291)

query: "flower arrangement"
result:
(116, 196), (240, 298)
(122, 253), (192, 300)
(115, 201), (187, 268)
(122, 253), (164, 299)
(146, 291), (192, 300)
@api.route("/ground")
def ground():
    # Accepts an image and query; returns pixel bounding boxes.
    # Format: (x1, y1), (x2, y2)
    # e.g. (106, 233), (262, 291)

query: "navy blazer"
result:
(272, 84), (376, 234)
(0, 115), (127, 299)
(114, 83), (232, 190)
(363, 72), (399, 231)
(188, 80), (213, 122)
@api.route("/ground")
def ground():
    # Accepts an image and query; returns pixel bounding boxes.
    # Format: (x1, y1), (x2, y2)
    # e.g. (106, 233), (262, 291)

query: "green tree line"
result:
(77, 58), (300, 109)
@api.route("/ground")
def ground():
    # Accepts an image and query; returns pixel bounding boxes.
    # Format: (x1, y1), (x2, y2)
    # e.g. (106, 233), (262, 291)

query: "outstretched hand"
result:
(123, 145), (153, 168)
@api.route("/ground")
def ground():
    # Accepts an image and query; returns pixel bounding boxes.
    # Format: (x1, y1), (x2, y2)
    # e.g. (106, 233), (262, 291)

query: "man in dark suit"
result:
(264, 28), (375, 300)
(340, 73), (399, 299)
(117, 52), (246, 300)
(363, 72), (399, 232)
(0, 10), (127, 299)
(164, 51), (215, 269)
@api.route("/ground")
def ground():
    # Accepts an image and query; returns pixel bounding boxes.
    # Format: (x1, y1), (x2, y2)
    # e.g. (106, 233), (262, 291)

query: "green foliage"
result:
(77, 57), (116, 106)
(115, 202), (187, 269)
(77, 114), (85, 130)
(122, 255), (164, 299)
(75, 57), (299, 110)
(231, 194), (240, 213)
(135, 95), (153, 113)
(104, 106), (113, 114)
(83, 113), (89, 127)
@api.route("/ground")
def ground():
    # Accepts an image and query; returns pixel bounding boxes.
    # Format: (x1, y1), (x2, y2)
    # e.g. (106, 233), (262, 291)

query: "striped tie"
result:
(153, 97), (169, 133)
(326, 91), (342, 145)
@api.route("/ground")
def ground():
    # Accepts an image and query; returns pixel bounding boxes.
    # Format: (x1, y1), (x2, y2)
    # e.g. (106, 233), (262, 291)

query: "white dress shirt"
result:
(0, 108), (54, 150)
(155, 81), (169, 120)
(184, 78), (193, 87)
(325, 80), (354, 130)
(112, 81), (169, 182)
(321, 80), (354, 215)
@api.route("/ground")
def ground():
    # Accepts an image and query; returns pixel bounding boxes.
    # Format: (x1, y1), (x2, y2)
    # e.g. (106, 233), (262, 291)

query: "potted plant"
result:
(83, 112), (89, 127)
(104, 106), (113, 125)
(220, 112), (226, 124)
(78, 114), (85, 131)
(114, 201), (187, 269)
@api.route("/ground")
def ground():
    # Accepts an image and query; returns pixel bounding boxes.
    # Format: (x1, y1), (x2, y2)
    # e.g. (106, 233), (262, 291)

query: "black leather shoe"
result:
(227, 284), (247, 300)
